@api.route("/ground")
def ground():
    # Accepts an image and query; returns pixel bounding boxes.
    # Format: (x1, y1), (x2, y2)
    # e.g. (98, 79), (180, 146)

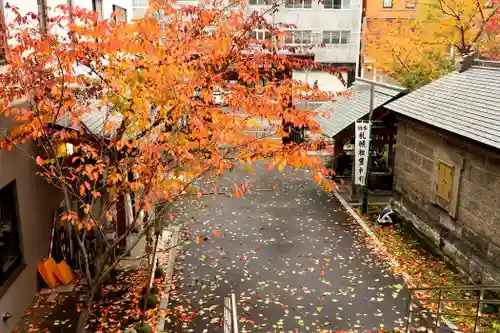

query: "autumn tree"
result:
(363, 0), (500, 89)
(0, 0), (342, 331)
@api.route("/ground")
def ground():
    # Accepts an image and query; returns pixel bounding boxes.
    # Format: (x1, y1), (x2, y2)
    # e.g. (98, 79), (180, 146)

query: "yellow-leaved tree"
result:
(364, 0), (500, 89)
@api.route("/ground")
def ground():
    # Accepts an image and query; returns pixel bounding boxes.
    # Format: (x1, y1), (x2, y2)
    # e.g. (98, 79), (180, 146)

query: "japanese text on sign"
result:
(354, 121), (371, 185)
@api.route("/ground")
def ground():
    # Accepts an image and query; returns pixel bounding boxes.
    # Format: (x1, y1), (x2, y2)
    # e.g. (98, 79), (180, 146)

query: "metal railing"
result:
(406, 284), (500, 333)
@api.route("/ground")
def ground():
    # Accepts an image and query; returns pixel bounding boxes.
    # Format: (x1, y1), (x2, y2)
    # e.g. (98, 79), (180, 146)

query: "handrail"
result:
(405, 284), (500, 333)
(409, 284), (500, 291)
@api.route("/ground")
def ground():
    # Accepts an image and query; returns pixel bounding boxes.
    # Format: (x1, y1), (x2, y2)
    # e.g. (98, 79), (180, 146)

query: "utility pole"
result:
(361, 83), (375, 214)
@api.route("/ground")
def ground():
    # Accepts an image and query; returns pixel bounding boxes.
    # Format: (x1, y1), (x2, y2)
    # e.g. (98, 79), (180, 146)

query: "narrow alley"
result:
(165, 163), (407, 333)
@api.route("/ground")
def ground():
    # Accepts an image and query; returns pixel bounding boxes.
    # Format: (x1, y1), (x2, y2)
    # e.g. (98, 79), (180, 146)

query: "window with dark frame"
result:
(251, 30), (272, 41)
(284, 30), (312, 44)
(249, 0), (271, 4)
(322, 30), (350, 44)
(0, 181), (23, 287)
(383, 0), (393, 8)
(285, 0), (312, 8)
(112, 5), (127, 23)
(92, 0), (104, 19)
(324, 0), (350, 9)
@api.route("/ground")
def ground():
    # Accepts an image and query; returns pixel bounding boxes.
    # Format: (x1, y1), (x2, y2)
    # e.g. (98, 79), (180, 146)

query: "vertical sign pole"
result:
(361, 84), (375, 214)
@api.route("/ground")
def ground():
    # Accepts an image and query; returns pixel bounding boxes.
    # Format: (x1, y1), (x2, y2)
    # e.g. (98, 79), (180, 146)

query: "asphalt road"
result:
(165, 163), (407, 333)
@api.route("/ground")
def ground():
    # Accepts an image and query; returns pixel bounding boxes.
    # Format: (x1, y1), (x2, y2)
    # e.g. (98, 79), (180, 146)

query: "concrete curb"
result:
(156, 225), (181, 332)
(332, 189), (460, 333)
(333, 189), (415, 282)
(333, 190), (387, 250)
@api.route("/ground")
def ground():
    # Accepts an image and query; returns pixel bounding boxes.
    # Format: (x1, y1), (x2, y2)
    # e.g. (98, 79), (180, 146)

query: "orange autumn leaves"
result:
(0, 0), (336, 230)
(193, 230), (222, 245)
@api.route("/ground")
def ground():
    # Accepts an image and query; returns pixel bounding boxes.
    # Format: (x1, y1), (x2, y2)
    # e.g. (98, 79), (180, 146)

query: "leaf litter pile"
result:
(164, 166), (408, 333)
(87, 266), (165, 332)
(360, 206), (500, 333)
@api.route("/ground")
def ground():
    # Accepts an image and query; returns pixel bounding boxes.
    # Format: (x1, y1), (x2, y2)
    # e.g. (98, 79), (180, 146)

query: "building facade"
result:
(130, 0), (363, 92)
(386, 61), (500, 283)
(246, 0), (363, 92)
(361, 0), (418, 84)
(0, 1), (133, 331)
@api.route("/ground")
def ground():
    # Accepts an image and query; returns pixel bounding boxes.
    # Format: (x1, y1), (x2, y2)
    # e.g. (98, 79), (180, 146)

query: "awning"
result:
(310, 82), (405, 137)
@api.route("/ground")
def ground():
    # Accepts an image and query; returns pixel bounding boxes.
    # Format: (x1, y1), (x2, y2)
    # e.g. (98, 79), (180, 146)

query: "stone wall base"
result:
(391, 198), (500, 284)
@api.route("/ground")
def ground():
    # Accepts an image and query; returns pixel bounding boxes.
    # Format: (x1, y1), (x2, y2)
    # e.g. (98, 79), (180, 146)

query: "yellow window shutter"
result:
(436, 162), (453, 202)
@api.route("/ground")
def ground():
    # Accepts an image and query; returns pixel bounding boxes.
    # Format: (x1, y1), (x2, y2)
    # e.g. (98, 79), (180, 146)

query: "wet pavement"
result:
(166, 163), (407, 333)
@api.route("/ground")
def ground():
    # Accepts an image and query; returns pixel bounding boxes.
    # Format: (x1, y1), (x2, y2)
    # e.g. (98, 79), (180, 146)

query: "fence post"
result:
(436, 289), (443, 330)
(473, 288), (484, 332)
(406, 290), (414, 333)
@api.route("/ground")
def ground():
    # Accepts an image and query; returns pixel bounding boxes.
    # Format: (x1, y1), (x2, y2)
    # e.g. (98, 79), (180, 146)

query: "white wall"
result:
(1, 0), (133, 24)
(292, 70), (348, 92)
(245, 0), (363, 64)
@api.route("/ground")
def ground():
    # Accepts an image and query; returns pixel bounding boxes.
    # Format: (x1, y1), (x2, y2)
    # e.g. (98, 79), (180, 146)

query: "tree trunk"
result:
(76, 292), (94, 333)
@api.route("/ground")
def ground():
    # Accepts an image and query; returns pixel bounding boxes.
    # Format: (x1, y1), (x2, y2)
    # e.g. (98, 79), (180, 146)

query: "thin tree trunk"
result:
(76, 291), (94, 333)
(143, 231), (160, 316)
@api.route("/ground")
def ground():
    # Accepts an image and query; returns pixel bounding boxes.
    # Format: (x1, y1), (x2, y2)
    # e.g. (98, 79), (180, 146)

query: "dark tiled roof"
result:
(385, 66), (500, 149)
(312, 83), (404, 137)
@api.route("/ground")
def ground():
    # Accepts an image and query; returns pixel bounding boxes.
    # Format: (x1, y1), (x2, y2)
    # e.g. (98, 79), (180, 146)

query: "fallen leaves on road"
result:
(163, 167), (407, 333)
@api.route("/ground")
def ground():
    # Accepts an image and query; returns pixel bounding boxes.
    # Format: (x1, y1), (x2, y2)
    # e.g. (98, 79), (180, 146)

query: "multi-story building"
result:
(130, 0), (363, 92)
(246, 0), (363, 92)
(361, 0), (418, 84)
(0, 1), (133, 331)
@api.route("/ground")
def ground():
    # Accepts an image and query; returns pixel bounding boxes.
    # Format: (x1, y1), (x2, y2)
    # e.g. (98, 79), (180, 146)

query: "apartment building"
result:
(0, 1), (133, 331)
(130, 0), (363, 92)
(361, 0), (418, 84)
(246, 0), (363, 92)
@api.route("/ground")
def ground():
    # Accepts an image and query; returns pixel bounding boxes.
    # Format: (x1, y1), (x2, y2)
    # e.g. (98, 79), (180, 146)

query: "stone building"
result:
(384, 59), (500, 283)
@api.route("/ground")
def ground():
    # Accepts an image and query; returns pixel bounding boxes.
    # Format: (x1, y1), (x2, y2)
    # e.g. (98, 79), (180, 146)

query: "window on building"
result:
(383, 0), (393, 8)
(324, 0), (350, 9)
(322, 30), (350, 44)
(406, 1), (416, 8)
(0, 181), (23, 287)
(436, 162), (453, 202)
(37, 0), (48, 35)
(250, 30), (272, 41)
(284, 30), (312, 44)
(0, 0), (5, 64)
(285, 0), (312, 9)
(113, 5), (127, 23)
(132, 0), (149, 20)
(249, 0), (271, 4)
(92, 0), (104, 19)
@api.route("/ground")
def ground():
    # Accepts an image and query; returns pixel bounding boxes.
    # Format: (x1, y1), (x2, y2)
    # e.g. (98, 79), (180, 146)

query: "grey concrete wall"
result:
(0, 118), (64, 332)
(392, 116), (500, 283)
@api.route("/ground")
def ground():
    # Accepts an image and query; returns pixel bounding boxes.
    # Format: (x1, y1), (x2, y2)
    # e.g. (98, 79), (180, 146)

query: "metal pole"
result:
(231, 292), (239, 333)
(361, 84), (375, 214)
(473, 288), (484, 332)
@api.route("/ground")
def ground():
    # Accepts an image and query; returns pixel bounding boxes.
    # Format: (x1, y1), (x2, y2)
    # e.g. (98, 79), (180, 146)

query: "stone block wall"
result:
(392, 116), (500, 283)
